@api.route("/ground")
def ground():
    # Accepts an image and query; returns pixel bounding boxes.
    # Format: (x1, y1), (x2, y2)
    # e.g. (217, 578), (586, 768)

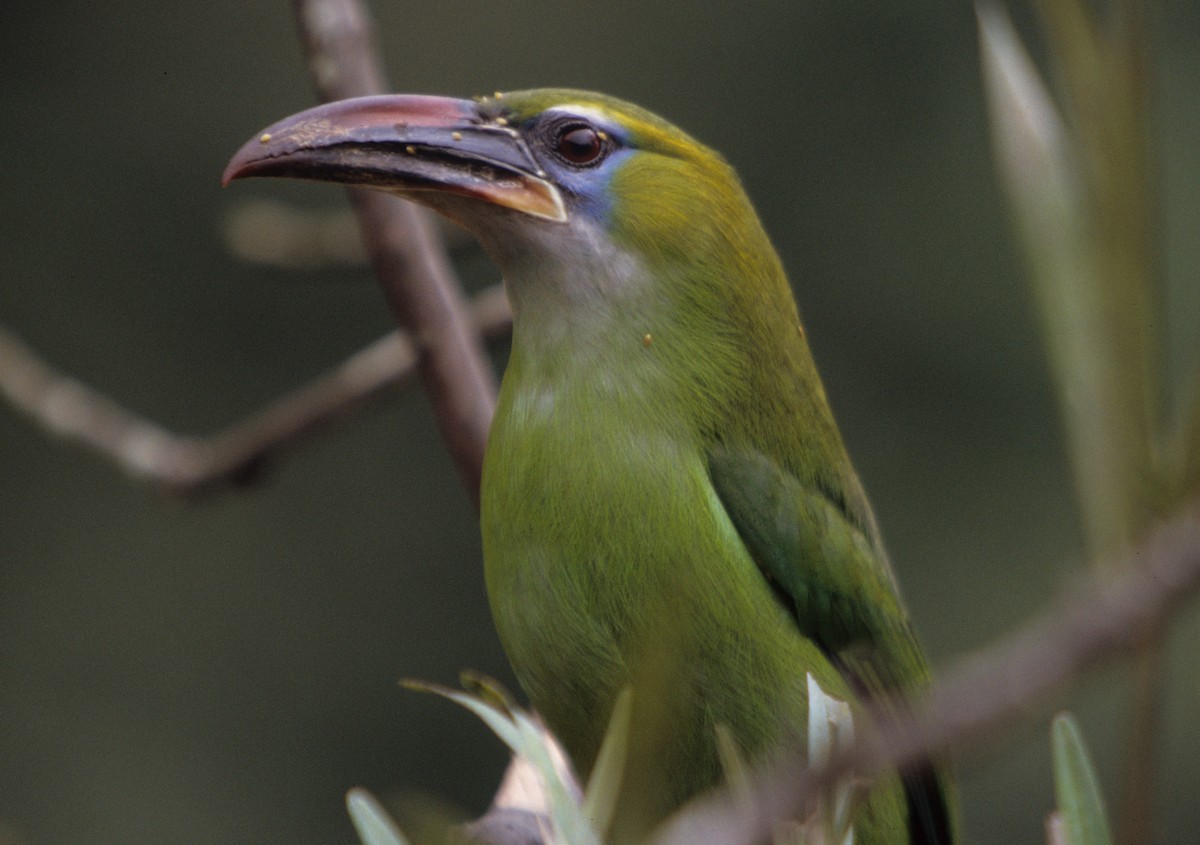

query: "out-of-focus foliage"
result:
(1, 3), (1197, 845)
(982, 1), (1194, 840)
(355, 674), (860, 845)
(1050, 713), (1113, 845)
(347, 789), (412, 845)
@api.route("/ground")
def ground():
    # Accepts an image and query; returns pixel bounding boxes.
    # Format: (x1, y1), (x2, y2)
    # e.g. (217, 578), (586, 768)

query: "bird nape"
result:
(226, 88), (955, 845)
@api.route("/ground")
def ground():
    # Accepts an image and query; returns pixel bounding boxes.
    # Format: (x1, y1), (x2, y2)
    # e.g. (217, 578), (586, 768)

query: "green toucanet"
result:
(225, 89), (953, 844)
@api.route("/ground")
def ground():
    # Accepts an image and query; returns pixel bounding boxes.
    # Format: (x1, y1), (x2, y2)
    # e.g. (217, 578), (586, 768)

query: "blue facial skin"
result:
(518, 110), (635, 227)
(545, 150), (634, 226)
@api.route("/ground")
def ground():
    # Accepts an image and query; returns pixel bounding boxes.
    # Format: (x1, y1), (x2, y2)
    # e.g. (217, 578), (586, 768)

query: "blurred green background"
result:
(1, 2), (1198, 843)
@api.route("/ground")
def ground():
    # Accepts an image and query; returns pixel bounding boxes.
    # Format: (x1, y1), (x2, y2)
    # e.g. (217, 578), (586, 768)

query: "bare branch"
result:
(222, 200), (477, 270)
(0, 287), (511, 496)
(223, 200), (368, 269)
(4, 0), (503, 504)
(290, 0), (497, 508)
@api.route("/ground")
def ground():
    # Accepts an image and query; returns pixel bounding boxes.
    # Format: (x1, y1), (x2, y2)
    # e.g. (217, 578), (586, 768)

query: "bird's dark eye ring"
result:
(553, 123), (607, 166)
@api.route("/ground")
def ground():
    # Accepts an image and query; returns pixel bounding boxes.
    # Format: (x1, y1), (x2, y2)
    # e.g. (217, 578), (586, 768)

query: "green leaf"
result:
(460, 669), (520, 715)
(978, 0), (1158, 558)
(977, 2), (1079, 249)
(713, 723), (754, 812)
(806, 673), (857, 845)
(806, 672), (853, 768)
(582, 686), (633, 839)
(346, 787), (412, 845)
(405, 675), (600, 845)
(1051, 713), (1113, 845)
(403, 678), (526, 755)
(510, 709), (597, 845)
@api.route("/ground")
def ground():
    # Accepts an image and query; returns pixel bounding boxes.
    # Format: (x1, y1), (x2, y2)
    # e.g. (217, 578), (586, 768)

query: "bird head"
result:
(224, 89), (789, 324)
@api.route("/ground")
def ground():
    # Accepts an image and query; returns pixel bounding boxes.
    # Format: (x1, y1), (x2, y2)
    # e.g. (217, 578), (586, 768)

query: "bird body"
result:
(226, 89), (952, 843)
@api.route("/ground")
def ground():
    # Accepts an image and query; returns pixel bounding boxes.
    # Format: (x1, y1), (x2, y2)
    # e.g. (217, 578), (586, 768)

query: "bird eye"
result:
(554, 124), (606, 166)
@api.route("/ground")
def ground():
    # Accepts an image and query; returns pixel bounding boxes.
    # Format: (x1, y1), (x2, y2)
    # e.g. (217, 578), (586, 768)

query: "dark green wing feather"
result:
(707, 443), (954, 845)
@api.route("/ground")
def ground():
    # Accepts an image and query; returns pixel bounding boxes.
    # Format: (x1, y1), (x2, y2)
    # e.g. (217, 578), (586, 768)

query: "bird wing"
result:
(707, 442), (954, 845)
(706, 443), (921, 681)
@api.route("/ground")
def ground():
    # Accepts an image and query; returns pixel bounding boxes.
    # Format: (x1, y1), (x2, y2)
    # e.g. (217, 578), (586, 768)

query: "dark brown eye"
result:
(556, 125), (604, 165)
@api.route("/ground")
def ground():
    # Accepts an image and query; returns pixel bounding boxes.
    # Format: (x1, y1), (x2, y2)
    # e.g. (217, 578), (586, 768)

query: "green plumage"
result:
(480, 91), (952, 843)
(225, 86), (954, 844)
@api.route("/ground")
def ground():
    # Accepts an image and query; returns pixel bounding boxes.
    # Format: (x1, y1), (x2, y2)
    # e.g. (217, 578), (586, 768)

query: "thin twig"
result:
(222, 199), (476, 270)
(290, 0), (498, 508)
(0, 287), (511, 496)
(222, 200), (368, 269)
